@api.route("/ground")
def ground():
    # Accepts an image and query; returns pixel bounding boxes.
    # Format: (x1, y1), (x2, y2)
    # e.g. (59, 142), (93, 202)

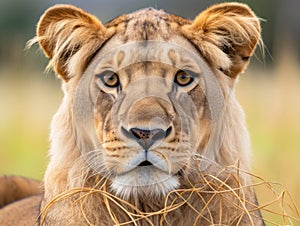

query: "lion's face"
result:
(83, 38), (214, 198)
(36, 4), (261, 199)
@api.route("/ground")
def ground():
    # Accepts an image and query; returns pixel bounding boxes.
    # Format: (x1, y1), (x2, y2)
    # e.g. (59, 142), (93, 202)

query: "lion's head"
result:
(34, 3), (263, 225)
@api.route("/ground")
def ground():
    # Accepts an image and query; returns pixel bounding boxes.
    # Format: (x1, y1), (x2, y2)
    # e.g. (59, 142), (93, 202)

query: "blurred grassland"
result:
(0, 68), (62, 179)
(0, 53), (299, 222)
(236, 54), (300, 222)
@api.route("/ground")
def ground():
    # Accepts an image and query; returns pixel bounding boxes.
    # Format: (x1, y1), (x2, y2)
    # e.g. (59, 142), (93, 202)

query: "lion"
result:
(0, 2), (265, 225)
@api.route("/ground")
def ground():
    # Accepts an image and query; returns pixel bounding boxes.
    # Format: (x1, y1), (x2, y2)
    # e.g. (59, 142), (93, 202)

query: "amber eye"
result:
(98, 71), (120, 88)
(174, 70), (194, 86)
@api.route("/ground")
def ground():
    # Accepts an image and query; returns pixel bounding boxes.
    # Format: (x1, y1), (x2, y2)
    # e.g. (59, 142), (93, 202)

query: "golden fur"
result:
(0, 176), (42, 225)
(0, 175), (42, 208)
(0, 3), (264, 225)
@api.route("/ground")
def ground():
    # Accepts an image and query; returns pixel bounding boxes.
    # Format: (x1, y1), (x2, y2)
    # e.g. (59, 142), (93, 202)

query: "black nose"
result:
(127, 127), (172, 150)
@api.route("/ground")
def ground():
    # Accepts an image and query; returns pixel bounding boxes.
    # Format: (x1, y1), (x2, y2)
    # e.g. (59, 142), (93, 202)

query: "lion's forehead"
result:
(105, 8), (190, 42)
(94, 41), (203, 78)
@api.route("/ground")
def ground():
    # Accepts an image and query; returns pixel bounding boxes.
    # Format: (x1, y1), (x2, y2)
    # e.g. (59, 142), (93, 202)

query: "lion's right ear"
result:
(182, 3), (261, 78)
(34, 4), (114, 81)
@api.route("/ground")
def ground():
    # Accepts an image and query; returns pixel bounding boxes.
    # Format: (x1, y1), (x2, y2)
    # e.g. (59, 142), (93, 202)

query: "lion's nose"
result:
(126, 127), (172, 150)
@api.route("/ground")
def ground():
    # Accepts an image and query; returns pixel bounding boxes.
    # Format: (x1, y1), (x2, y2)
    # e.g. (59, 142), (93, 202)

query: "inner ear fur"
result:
(182, 3), (261, 78)
(36, 4), (114, 80)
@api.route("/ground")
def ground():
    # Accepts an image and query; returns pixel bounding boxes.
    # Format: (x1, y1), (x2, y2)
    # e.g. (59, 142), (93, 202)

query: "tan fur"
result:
(0, 175), (42, 208)
(0, 176), (42, 225)
(0, 194), (42, 225)
(1, 3), (264, 225)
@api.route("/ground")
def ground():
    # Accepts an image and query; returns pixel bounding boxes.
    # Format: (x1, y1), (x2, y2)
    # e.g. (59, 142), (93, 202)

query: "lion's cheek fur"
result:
(218, 101), (251, 177)
(44, 83), (80, 196)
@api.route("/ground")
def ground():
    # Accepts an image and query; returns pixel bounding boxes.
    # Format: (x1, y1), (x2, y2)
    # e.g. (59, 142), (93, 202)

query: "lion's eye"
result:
(174, 70), (194, 86)
(98, 71), (120, 88)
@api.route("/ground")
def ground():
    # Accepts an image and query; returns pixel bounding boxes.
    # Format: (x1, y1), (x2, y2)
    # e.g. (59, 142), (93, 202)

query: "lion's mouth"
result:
(138, 160), (153, 167)
(121, 151), (172, 174)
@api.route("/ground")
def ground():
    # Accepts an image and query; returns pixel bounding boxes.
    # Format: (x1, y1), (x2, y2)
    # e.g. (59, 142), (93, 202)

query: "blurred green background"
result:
(0, 0), (299, 223)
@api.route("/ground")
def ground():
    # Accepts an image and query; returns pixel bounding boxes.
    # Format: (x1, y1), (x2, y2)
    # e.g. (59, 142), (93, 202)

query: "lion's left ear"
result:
(182, 3), (261, 78)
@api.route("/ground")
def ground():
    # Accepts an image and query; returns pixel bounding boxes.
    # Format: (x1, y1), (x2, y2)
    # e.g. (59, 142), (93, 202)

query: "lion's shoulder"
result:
(0, 194), (42, 225)
(0, 175), (42, 208)
(0, 176), (43, 225)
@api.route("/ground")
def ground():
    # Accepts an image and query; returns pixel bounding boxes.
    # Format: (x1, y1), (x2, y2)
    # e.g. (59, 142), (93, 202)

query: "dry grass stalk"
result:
(39, 165), (300, 226)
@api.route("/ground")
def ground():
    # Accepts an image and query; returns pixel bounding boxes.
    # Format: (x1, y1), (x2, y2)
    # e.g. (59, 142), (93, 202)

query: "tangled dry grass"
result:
(40, 164), (300, 226)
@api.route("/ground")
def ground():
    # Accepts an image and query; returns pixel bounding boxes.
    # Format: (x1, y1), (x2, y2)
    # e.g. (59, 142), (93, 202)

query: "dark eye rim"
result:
(174, 69), (195, 87)
(96, 70), (120, 88)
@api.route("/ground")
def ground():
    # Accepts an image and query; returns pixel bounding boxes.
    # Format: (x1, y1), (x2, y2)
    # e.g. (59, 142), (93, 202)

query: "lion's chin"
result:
(111, 166), (180, 200)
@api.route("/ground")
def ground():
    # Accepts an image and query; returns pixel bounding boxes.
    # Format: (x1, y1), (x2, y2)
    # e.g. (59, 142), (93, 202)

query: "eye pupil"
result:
(180, 74), (187, 80)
